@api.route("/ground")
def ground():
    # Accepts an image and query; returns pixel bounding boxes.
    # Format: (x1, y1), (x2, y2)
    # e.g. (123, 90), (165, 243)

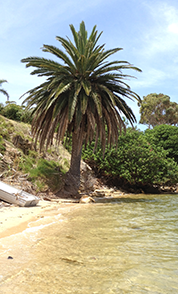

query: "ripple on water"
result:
(0, 194), (178, 293)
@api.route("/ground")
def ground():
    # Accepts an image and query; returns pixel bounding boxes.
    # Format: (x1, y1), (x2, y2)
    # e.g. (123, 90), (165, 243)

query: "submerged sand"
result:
(0, 200), (77, 239)
(0, 200), (81, 292)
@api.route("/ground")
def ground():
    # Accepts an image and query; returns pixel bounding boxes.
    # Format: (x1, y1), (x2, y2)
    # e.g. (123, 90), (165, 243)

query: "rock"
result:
(7, 256), (13, 259)
(12, 135), (33, 155)
(92, 190), (105, 197)
(79, 195), (95, 204)
(80, 162), (97, 192)
(43, 196), (52, 201)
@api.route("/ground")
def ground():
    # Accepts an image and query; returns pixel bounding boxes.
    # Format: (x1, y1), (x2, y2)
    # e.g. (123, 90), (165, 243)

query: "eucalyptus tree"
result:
(21, 21), (141, 196)
(0, 80), (9, 101)
(139, 93), (178, 128)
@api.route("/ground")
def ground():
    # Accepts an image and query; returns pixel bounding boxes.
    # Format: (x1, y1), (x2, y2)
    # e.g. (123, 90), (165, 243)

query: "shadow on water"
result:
(94, 196), (158, 204)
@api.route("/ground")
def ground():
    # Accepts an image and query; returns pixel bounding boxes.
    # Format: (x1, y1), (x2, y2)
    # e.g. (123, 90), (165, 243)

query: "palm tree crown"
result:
(0, 80), (9, 101)
(21, 21), (141, 195)
(21, 21), (141, 152)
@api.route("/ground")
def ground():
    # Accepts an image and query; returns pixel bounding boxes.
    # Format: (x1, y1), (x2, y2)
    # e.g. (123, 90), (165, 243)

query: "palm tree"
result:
(0, 80), (9, 101)
(21, 21), (141, 196)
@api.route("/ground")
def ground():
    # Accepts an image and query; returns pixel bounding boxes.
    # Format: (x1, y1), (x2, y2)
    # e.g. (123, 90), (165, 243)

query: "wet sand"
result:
(0, 200), (81, 292)
(0, 200), (78, 239)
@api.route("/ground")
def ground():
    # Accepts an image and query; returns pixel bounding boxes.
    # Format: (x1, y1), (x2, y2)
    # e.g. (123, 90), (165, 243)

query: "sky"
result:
(0, 0), (178, 130)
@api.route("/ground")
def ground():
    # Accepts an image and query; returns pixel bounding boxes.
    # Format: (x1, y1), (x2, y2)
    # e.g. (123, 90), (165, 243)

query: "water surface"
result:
(0, 194), (178, 293)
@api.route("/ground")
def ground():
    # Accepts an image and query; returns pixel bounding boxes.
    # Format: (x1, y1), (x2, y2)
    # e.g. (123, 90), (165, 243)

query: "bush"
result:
(1, 103), (23, 121)
(145, 124), (178, 163)
(82, 128), (178, 187)
(21, 108), (34, 123)
(0, 102), (33, 123)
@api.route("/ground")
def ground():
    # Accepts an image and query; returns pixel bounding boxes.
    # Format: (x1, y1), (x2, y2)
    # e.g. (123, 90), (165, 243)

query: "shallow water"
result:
(0, 194), (178, 293)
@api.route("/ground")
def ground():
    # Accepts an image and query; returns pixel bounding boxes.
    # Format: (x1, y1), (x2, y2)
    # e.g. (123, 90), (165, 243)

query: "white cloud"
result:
(129, 67), (169, 91)
(140, 2), (178, 57)
(168, 23), (178, 34)
(127, 1), (178, 94)
(0, 0), (105, 39)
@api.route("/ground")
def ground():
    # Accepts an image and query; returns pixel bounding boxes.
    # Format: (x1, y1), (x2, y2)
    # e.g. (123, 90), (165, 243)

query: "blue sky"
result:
(0, 0), (178, 129)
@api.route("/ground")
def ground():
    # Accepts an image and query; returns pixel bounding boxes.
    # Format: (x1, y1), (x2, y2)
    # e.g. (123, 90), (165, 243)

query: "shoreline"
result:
(1, 190), (174, 242)
(0, 200), (81, 288)
(0, 188), (126, 241)
(0, 200), (78, 240)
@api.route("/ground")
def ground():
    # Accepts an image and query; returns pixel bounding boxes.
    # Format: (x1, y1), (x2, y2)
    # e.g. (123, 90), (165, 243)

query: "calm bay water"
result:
(0, 194), (178, 293)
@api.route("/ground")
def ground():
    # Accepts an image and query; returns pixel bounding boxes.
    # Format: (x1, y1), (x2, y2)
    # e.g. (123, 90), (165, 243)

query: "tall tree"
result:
(0, 80), (9, 101)
(139, 93), (178, 128)
(21, 21), (141, 196)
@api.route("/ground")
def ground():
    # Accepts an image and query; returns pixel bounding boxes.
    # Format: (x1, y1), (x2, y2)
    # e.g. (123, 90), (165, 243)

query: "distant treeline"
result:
(0, 102), (33, 123)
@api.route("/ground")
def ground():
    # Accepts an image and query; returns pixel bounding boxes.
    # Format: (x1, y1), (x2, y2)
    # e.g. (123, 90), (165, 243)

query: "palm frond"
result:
(21, 21), (141, 154)
(0, 80), (9, 100)
(42, 45), (75, 70)
(68, 83), (81, 122)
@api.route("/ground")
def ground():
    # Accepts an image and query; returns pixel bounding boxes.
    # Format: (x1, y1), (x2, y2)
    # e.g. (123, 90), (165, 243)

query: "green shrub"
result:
(82, 128), (178, 187)
(21, 108), (34, 123)
(1, 103), (23, 121)
(1, 102), (33, 123)
(145, 124), (178, 163)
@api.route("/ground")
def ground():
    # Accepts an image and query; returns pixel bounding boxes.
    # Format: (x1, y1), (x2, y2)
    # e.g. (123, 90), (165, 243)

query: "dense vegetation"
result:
(1, 100), (178, 195)
(0, 102), (33, 123)
(145, 124), (178, 164)
(0, 111), (178, 193)
(81, 127), (178, 192)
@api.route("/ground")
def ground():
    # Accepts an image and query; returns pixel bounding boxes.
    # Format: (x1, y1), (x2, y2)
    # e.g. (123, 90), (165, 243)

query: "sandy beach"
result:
(0, 200), (78, 240)
(0, 199), (81, 293)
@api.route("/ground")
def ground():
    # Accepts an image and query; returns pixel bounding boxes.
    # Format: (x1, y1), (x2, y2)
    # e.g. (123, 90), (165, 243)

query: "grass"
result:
(0, 115), (71, 193)
(17, 148), (68, 192)
(28, 159), (66, 192)
(0, 115), (15, 139)
(0, 135), (6, 154)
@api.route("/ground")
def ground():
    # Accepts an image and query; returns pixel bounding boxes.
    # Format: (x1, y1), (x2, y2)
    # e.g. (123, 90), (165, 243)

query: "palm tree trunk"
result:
(63, 131), (82, 196)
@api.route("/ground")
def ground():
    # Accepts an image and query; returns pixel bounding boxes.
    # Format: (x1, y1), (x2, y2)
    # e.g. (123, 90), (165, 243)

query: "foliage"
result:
(0, 103), (4, 112)
(0, 115), (15, 139)
(0, 115), (71, 193)
(145, 124), (178, 164)
(16, 150), (66, 192)
(0, 79), (9, 101)
(21, 21), (141, 153)
(139, 93), (178, 128)
(1, 102), (23, 121)
(82, 128), (178, 187)
(0, 135), (6, 154)
(20, 21), (141, 194)
(20, 157), (65, 192)
(0, 102), (33, 123)
(21, 107), (34, 123)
